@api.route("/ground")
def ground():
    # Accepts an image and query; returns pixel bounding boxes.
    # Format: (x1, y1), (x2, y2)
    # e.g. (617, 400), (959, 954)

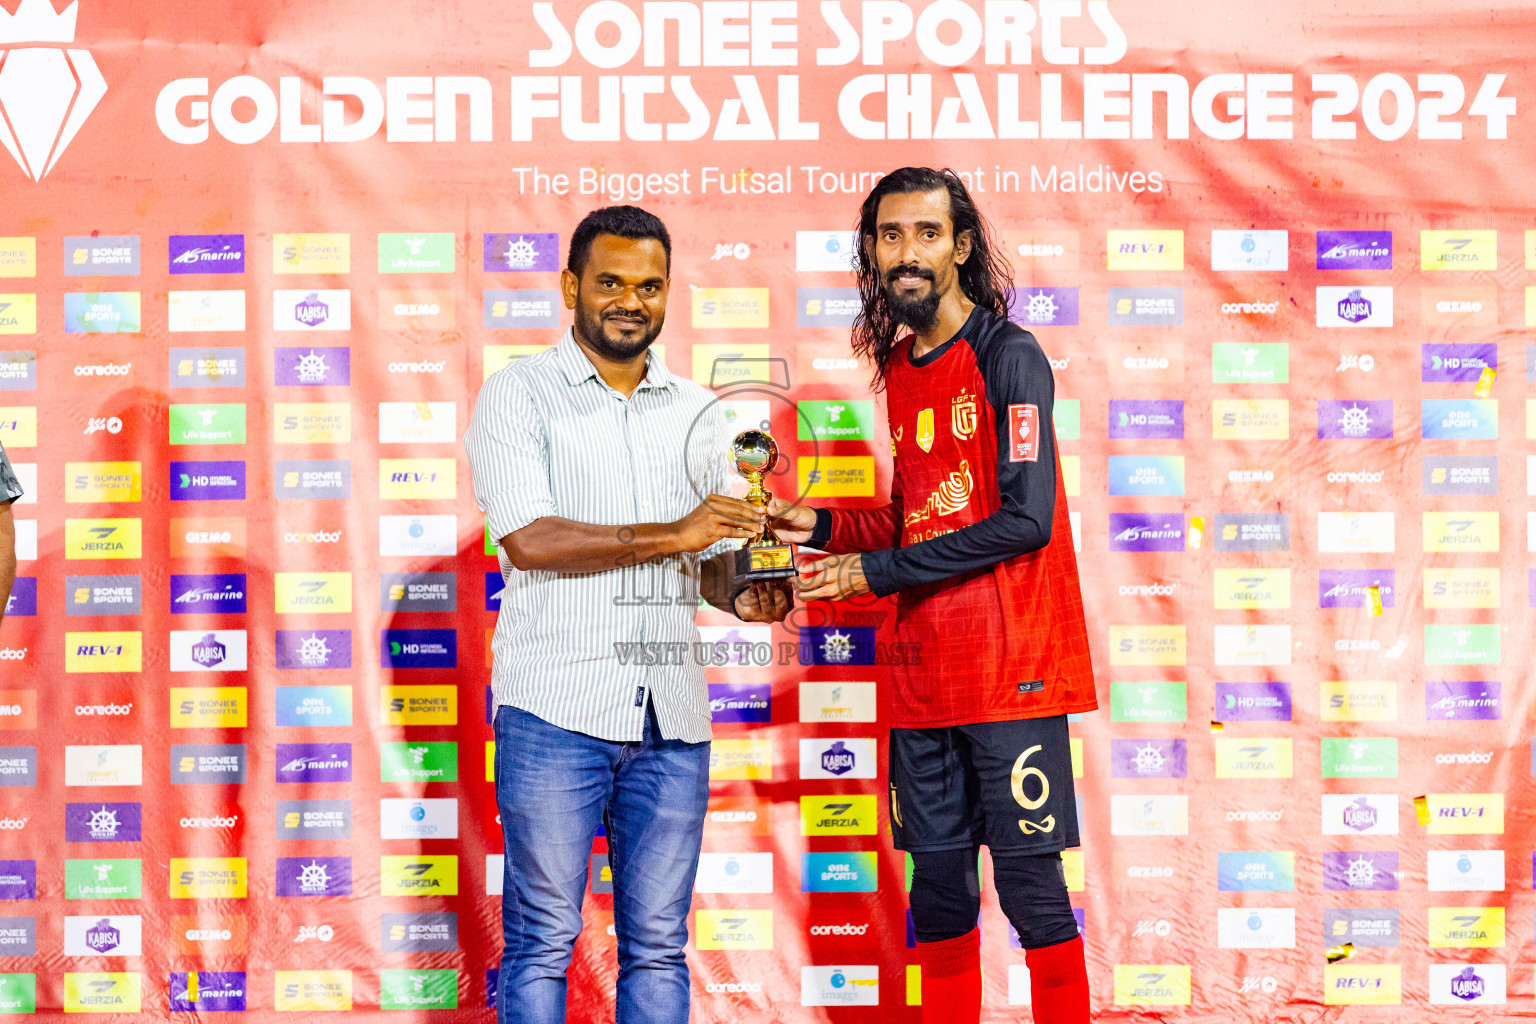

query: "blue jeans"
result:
(494, 703), (710, 1024)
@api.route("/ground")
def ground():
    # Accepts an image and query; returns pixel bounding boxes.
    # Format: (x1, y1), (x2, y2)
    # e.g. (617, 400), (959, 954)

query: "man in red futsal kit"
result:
(770, 167), (1096, 1024)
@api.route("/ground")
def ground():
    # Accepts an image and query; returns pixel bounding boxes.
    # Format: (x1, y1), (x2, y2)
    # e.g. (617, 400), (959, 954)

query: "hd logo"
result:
(0, 0), (108, 182)
(382, 630), (457, 669)
(380, 855), (457, 896)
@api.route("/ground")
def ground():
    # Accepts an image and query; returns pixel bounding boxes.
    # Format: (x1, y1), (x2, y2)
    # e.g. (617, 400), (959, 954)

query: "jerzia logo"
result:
(0, 0), (107, 181)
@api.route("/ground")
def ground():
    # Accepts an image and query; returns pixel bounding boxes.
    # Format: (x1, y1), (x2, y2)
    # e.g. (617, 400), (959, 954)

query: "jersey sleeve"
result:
(860, 331), (1056, 597)
(806, 488), (904, 555)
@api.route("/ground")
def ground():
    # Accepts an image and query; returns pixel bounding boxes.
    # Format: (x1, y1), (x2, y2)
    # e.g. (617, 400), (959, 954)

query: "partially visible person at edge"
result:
(0, 438), (20, 627)
(769, 167), (1097, 1024)
(464, 205), (791, 1024)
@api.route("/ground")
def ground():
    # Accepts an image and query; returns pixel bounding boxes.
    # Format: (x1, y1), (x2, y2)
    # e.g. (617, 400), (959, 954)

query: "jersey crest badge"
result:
(951, 389), (977, 440)
(916, 408), (934, 452)
(1008, 404), (1040, 462)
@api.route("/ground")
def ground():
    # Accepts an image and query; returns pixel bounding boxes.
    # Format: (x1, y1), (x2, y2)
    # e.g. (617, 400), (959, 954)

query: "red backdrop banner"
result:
(0, 0), (1533, 1019)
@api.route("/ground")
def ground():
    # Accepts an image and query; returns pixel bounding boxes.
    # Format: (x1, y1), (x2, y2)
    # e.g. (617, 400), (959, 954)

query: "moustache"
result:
(603, 310), (649, 325)
(886, 264), (935, 284)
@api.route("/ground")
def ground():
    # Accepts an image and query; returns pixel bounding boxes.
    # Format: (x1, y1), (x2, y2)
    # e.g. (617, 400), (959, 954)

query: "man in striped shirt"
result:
(465, 205), (789, 1024)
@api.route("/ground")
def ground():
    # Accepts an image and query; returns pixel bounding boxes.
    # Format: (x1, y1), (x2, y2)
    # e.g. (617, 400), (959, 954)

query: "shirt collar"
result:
(556, 327), (676, 392)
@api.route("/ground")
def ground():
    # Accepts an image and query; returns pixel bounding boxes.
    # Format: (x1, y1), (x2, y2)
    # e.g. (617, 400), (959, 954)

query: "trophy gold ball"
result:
(731, 429), (778, 480)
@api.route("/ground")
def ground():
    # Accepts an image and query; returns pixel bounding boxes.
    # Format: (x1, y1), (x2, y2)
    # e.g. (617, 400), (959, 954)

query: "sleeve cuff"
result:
(484, 497), (557, 544)
(806, 508), (833, 550)
(859, 547), (900, 598)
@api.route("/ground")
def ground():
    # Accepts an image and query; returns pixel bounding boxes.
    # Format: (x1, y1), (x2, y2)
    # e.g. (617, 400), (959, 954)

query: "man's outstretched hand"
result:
(796, 552), (871, 601)
(767, 497), (817, 545)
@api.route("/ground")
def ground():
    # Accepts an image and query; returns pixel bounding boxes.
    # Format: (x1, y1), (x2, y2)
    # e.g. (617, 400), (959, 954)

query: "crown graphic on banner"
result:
(0, 0), (78, 44)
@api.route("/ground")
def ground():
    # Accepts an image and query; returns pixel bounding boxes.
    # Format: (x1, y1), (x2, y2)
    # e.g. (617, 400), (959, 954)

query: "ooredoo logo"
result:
(179, 814), (238, 829)
(284, 529), (341, 544)
(74, 702), (132, 717)
(0, 0), (108, 181)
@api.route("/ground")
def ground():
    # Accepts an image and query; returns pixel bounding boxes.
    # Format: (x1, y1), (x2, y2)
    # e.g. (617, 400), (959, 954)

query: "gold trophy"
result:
(731, 429), (797, 582)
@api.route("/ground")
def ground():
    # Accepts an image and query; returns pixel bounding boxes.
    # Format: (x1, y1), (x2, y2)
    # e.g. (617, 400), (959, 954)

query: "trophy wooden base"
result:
(734, 542), (797, 583)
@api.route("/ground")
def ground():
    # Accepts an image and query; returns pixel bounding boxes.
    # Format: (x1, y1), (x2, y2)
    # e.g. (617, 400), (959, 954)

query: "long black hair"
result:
(851, 167), (1013, 390)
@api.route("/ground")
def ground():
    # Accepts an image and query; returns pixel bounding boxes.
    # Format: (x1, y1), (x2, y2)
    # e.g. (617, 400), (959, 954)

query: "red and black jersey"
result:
(807, 305), (1097, 728)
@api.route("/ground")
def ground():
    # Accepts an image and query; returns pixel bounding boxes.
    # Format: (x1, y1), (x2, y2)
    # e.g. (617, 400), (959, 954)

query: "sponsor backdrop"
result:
(0, 0), (1531, 1019)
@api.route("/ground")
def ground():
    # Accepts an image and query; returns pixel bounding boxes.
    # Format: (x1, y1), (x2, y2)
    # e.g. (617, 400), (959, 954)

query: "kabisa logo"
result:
(820, 741), (855, 776)
(1338, 290), (1372, 323)
(1342, 797), (1379, 832)
(1449, 967), (1485, 1002)
(0, 0), (108, 181)
(294, 293), (328, 326)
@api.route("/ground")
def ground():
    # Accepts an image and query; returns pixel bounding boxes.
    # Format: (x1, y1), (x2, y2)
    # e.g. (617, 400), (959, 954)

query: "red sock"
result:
(1025, 935), (1090, 1024)
(916, 927), (981, 1024)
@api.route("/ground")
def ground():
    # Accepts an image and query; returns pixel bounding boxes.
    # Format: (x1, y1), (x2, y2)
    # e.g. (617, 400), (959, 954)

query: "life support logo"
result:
(0, 0), (108, 182)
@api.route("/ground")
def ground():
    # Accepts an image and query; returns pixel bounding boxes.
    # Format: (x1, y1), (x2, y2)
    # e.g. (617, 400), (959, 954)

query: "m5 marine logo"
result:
(0, 0), (107, 181)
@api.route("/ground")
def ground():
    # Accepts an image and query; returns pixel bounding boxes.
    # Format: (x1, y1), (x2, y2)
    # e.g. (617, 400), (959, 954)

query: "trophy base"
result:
(734, 542), (797, 583)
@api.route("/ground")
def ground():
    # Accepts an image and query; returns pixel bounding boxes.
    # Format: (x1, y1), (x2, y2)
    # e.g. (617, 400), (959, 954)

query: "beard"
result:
(573, 302), (662, 362)
(882, 264), (940, 332)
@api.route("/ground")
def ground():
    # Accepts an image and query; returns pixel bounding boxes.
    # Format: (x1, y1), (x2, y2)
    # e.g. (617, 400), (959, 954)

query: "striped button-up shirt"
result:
(465, 328), (732, 743)
(0, 440), (21, 504)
